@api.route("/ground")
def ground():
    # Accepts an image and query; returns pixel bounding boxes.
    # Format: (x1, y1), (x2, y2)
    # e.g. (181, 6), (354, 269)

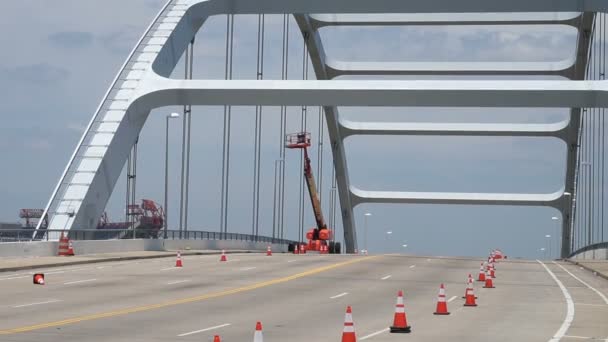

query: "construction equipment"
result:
(286, 132), (340, 254)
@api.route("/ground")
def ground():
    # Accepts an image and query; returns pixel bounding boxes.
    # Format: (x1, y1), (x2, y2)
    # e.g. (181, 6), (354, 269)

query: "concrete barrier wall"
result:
(571, 247), (608, 260)
(0, 239), (288, 257)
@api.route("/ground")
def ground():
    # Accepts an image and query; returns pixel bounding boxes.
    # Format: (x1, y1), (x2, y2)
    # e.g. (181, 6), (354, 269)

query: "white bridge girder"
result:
(37, 0), (604, 257)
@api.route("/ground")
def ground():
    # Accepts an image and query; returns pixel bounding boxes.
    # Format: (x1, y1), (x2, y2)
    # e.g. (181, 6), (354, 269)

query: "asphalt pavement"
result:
(0, 253), (606, 341)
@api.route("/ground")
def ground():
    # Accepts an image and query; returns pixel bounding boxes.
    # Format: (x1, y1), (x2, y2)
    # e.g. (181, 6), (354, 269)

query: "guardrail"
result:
(0, 228), (297, 245)
(569, 241), (608, 258)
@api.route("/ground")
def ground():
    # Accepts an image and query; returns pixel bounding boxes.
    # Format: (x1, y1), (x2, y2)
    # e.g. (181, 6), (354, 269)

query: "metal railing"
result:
(0, 228), (297, 245)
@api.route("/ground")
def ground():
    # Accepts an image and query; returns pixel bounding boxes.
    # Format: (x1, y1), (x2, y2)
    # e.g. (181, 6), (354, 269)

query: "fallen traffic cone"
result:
(254, 321), (263, 342)
(389, 290), (411, 333)
(213, 336), (221, 342)
(266, 246), (272, 256)
(464, 283), (478, 307)
(433, 284), (450, 315)
(220, 250), (227, 262)
(477, 263), (486, 282)
(33, 273), (45, 285)
(175, 251), (183, 267)
(342, 306), (356, 342)
(483, 269), (494, 288)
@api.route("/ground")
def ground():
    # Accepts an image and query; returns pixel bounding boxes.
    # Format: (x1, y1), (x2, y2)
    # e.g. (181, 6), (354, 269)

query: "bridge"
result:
(1, 0), (608, 341)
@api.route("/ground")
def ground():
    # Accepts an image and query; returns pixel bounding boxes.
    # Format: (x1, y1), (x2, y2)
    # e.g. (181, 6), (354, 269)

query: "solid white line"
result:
(64, 278), (96, 285)
(381, 275), (392, 280)
(576, 303), (608, 307)
(448, 295), (458, 303)
(553, 262), (608, 305)
(46, 271), (66, 275)
(240, 267), (256, 271)
(0, 275), (29, 281)
(167, 279), (191, 285)
(13, 299), (61, 308)
(330, 292), (349, 299)
(287, 260), (297, 263)
(538, 260), (574, 342)
(360, 328), (389, 340)
(409, 265), (416, 269)
(161, 267), (179, 271)
(178, 323), (231, 337)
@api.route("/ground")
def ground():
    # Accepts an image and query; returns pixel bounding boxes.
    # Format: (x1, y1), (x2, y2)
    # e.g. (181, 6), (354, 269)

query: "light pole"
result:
(164, 112), (180, 239)
(540, 247), (546, 260)
(364, 212), (371, 253)
(545, 234), (552, 259)
(551, 216), (559, 259)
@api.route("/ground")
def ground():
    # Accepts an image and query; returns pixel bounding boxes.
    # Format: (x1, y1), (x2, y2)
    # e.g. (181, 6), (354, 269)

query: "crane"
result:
(286, 132), (340, 254)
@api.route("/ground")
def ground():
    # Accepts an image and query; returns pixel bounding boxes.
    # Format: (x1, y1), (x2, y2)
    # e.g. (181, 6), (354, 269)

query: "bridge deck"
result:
(0, 254), (606, 341)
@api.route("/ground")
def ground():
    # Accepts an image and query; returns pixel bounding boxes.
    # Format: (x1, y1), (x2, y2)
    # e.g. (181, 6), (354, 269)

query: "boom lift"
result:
(286, 132), (340, 254)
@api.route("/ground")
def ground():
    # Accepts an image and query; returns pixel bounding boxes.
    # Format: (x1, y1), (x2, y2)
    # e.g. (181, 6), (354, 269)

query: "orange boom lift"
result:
(286, 132), (340, 254)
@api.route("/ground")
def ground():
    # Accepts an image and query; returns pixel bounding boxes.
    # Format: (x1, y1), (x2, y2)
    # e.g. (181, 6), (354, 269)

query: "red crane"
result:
(286, 132), (340, 253)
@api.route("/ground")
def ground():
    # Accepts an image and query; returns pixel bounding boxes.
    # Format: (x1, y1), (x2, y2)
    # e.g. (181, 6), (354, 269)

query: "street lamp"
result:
(540, 247), (546, 259)
(164, 112), (180, 239)
(545, 234), (551, 259)
(551, 216), (559, 259)
(364, 212), (372, 253)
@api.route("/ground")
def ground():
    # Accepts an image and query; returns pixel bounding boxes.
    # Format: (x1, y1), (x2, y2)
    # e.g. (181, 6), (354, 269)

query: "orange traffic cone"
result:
(477, 263), (486, 282)
(266, 246), (272, 256)
(254, 321), (263, 342)
(341, 306), (356, 342)
(433, 284), (450, 315)
(464, 282), (478, 307)
(175, 251), (183, 267)
(220, 250), (227, 262)
(490, 262), (496, 278)
(483, 269), (494, 288)
(463, 274), (475, 298)
(33, 273), (45, 285)
(213, 336), (221, 342)
(294, 244), (299, 255)
(67, 240), (75, 256)
(389, 290), (411, 333)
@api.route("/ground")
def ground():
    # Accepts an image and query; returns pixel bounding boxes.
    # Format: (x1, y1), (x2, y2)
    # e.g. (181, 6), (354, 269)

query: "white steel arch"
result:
(37, 0), (606, 256)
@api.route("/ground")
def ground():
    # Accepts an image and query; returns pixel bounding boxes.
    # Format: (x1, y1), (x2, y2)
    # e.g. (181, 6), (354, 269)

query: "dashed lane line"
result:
(12, 300), (62, 308)
(64, 279), (96, 285)
(553, 262), (608, 305)
(381, 275), (391, 280)
(448, 295), (458, 303)
(178, 323), (231, 337)
(360, 328), (389, 340)
(167, 280), (191, 285)
(330, 292), (349, 299)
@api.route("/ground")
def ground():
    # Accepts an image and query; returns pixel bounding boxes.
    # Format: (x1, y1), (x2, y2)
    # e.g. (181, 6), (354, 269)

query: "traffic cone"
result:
(433, 284), (450, 315)
(175, 251), (183, 267)
(67, 239), (75, 256)
(463, 274), (475, 298)
(464, 283), (478, 307)
(483, 269), (494, 288)
(254, 321), (263, 342)
(266, 246), (272, 256)
(490, 262), (496, 278)
(389, 290), (411, 333)
(213, 336), (221, 342)
(477, 263), (486, 282)
(293, 244), (299, 255)
(33, 273), (45, 285)
(341, 306), (356, 342)
(220, 250), (227, 262)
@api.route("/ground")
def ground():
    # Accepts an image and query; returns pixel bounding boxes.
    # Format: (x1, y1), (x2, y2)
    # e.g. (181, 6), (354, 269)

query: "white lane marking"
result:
(538, 260), (574, 342)
(360, 328), (389, 340)
(178, 323), (231, 337)
(46, 271), (66, 275)
(64, 278), (97, 285)
(381, 275), (392, 280)
(96, 266), (105, 269)
(330, 292), (349, 299)
(576, 303), (608, 307)
(240, 267), (256, 271)
(13, 299), (61, 308)
(409, 265), (416, 269)
(553, 262), (608, 305)
(448, 295), (458, 303)
(563, 335), (608, 340)
(161, 267), (180, 271)
(167, 279), (191, 285)
(230, 259), (241, 262)
(287, 260), (297, 263)
(0, 275), (30, 281)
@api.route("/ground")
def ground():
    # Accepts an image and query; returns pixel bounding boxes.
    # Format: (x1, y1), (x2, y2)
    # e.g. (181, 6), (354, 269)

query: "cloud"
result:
(0, 64), (70, 84)
(98, 26), (141, 54)
(48, 31), (94, 49)
(25, 139), (52, 151)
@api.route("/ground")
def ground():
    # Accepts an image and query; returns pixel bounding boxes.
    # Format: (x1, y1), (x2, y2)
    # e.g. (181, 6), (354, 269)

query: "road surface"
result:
(0, 253), (606, 341)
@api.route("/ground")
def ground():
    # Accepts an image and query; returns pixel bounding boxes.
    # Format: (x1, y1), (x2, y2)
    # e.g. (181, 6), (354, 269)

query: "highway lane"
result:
(0, 254), (606, 341)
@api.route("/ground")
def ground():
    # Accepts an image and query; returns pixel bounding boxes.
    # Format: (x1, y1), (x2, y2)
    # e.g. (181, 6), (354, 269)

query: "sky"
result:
(0, 1), (585, 259)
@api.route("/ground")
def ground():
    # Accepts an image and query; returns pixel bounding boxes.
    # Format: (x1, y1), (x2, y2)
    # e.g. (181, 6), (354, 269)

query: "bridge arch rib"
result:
(37, 0), (607, 258)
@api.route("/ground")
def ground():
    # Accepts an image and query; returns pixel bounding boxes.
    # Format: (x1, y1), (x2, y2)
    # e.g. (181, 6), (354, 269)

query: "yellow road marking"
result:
(0, 256), (378, 334)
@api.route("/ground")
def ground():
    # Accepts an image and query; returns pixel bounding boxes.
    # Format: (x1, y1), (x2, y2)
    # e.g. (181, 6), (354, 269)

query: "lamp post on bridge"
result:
(545, 234), (552, 259)
(363, 212), (372, 254)
(164, 112), (180, 239)
(540, 247), (547, 260)
(551, 216), (559, 260)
